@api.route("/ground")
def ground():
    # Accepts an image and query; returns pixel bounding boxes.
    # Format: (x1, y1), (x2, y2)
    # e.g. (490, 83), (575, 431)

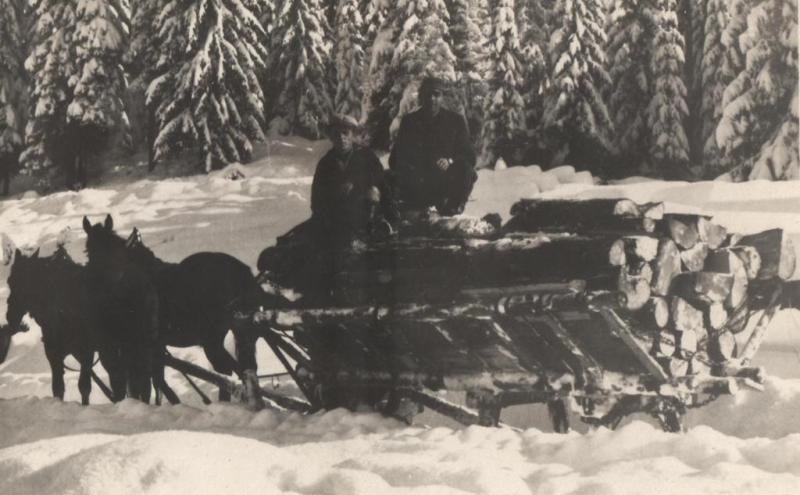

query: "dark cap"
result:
(418, 77), (448, 98)
(328, 113), (361, 133)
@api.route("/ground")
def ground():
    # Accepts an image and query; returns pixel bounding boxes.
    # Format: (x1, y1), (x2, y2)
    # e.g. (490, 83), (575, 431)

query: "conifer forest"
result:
(0, 0), (797, 190)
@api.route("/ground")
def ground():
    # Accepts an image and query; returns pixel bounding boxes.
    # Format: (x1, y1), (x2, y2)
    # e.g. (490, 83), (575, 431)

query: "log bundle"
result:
(506, 197), (797, 377)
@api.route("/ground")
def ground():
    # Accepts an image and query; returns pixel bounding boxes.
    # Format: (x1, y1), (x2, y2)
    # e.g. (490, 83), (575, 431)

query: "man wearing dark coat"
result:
(311, 113), (395, 240)
(389, 77), (477, 215)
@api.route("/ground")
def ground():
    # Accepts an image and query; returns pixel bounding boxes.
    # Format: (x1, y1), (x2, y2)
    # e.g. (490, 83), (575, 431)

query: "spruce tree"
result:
(716, 0), (798, 179)
(606, 0), (656, 171)
(129, 0), (161, 168)
(480, 0), (526, 167)
(517, 0), (549, 134)
(147, 0), (267, 171)
(544, 0), (613, 171)
(21, 1), (78, 174)
(334, 0), (367, 120)
(267, 0), (333, 138)
(647, 0), (690, 175)
(0, 0), (28, 190)
(450, 0), (489, 137)
(67, 0), (131, 163)
(698, 0), (732, 174)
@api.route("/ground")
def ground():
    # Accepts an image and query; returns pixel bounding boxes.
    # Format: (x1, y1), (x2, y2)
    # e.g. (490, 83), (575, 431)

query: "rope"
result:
(62, 355), (101, 373)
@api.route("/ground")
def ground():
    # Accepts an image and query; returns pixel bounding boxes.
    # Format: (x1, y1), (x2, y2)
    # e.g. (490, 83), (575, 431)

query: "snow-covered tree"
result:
(543, 0), (614, 170)
(606, 0), (656, 170)
(361, 0), (387, 51)
(147, 0), (267, 171)
(365, 0), (456, 148)
(21, 1), (78, 174)
(67, 0), (131, 162)
(479, 0), (526, 167)
(0, 0), (28, 190)
(267, 0), (333, 138)
(647, 0), (690, 174)
(334, 0), (367, 120)
(716, 0), (798, 180)
(128, 0), (161, 168)
(697, 0), (732, 174)
(449, 0), (489, 136)
(517, 0), (549, 133)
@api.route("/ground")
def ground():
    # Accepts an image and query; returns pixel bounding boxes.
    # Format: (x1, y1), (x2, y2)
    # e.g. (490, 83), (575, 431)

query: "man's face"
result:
(333, 129), (356, 152)
(423, 88), (444, 116)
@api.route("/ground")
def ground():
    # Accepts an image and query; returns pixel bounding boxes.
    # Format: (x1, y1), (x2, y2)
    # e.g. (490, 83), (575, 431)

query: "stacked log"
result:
(506, 197), (797, 378)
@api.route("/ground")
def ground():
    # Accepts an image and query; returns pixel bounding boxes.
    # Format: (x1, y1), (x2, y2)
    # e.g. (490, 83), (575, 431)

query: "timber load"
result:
(251, 197), (798, 432)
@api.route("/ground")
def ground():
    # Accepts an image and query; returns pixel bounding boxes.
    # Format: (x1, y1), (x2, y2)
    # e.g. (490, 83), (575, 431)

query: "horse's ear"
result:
(82, 216), (91, 233)
(104, 214), (114, 231)
(14, 248), (22, 261)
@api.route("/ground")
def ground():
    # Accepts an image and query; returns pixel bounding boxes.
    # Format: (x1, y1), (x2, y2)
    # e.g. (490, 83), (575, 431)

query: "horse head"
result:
(83, 215), (126, 270)
(4, 248), (40, 342)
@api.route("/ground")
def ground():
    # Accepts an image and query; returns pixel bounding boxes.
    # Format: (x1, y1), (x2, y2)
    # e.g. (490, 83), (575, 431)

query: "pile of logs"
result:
(507, 198), (797, 375)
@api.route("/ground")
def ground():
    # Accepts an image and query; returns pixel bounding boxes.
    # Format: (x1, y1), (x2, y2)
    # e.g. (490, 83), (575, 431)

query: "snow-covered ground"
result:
(1, 137), (800, 494)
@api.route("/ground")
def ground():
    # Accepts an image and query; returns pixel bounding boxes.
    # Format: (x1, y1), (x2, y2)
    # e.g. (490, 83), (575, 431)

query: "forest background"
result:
(0, 0), (797, 193)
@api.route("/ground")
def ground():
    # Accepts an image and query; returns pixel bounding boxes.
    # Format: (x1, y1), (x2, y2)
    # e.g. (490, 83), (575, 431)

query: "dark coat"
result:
(311, 146), (394, 238)
(389, 107), (477, 213)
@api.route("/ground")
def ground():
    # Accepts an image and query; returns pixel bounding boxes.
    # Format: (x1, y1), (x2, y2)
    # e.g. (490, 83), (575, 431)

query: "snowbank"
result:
(1, 396), (800, 494)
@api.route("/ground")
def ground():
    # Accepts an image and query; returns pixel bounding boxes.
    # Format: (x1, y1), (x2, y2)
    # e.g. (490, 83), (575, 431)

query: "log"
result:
(680, 242), (708, 272)
(705, 250), (749, 308)
(708, 330), (737, 362)
(665, 214), (701, 250)
(706, 303), (728, 331)
(507, 198), (662, 235)
(651, 238), (682, 296)
(669, 272), (734, 305)
(618, 263), (653, 310)
(622, 236), (660, 263)
(730, 246), (762, 280)
(670, 296), (705, 334)
(640, 202), (666, 220)
(697, 217), (728, 250)
(669, 357), (690, 377)
(736, 229), (797, 280)
(609, 239), (627, 266)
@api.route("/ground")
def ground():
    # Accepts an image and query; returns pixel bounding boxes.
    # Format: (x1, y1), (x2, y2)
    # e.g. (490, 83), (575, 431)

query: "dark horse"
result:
(124, 227), (274, 409)
(2, 246), (118, 404)
(83, 215), (159, 403)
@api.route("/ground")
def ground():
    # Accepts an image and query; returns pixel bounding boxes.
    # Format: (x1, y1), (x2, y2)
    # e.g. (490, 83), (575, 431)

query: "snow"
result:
(2, 136), (800, 492)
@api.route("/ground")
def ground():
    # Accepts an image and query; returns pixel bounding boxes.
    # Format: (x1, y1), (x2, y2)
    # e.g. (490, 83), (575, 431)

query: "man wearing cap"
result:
(311, 113), (394, 241)
(389, 77), (477, 215)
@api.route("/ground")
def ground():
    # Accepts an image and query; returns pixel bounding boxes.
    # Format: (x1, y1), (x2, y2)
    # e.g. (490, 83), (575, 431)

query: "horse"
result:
(125, 227), (279, 409)
(82, 215), (160, 403)
(2, 246), (119, 404)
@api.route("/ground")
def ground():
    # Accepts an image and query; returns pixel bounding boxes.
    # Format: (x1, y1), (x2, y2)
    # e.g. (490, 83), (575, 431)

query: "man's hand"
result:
(436, 158), (452, 171)
(339, 181), (354, 196)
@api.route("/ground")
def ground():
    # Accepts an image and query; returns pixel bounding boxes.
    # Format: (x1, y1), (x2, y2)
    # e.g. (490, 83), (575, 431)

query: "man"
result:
(311, 113), (395, 241)
(389, 77), (477, 215)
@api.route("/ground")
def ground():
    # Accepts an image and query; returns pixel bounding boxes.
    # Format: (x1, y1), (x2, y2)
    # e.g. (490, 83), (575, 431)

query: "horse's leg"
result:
(77, 352), (94, 405)
(152, 348), (180, 405)
(45, 349), (66, 400)
(203, 339), (238, 402)
(233, 323), (264, 411)
(104, 347), (127, 402)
